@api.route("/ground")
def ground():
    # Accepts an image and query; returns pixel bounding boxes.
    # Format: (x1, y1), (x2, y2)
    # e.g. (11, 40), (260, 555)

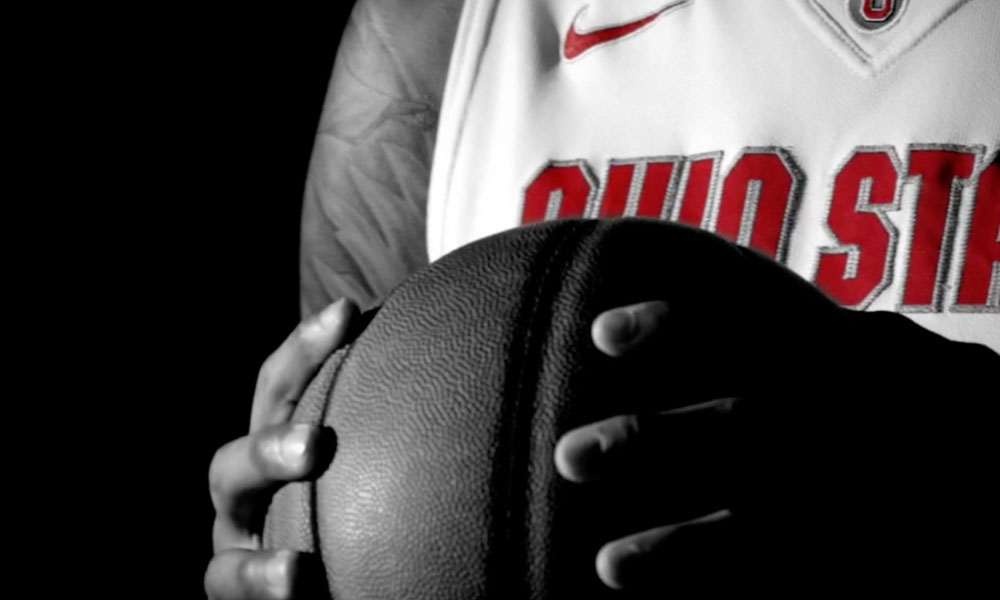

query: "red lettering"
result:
(522, 163), (595, 224)
(675, 155), (718, 228)
(901, 148), (978, 310)
(599, 163), (634, 218)
(815, 150), (900, 308)
(599, 160), (679, 219)
(636, 160), (677, 219)
(955, 155), (1000, 309)
(716, 150), (801, 261)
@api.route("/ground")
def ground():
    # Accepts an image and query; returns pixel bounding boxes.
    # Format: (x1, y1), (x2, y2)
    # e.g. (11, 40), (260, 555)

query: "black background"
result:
(174, 7), (350, 596)
(26, 5), (998, 598)
(39, 5), (995, 597)
(58, 6), (356, 597)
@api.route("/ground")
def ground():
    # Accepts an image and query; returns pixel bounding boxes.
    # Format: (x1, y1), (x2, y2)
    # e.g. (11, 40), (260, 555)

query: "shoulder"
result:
(299, 0), (466, 316)
(340, 0), (464, 108)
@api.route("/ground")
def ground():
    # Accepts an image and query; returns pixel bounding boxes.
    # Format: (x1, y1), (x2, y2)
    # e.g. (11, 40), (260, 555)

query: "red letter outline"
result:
(709, 147), (805, 264)
(951, 147), (1000, 313)
(520, 159), (599, 224)
(596, 155), (683, 220)
(670, 150), (724, 229)
(898, 143), (984, 313)
(813, 146), (903, 310)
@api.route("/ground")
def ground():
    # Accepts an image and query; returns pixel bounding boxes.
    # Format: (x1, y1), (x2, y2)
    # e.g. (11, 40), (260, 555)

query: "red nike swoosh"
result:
(564, 2), (687, 60)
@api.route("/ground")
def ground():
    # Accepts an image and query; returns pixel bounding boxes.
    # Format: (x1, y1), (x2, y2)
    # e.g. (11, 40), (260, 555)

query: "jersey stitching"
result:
(803, 0), (975, 74)
(439, 0), (503, 255)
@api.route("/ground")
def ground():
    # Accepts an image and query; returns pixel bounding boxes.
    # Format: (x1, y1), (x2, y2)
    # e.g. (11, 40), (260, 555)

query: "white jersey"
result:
(427, 0), (1000, 351)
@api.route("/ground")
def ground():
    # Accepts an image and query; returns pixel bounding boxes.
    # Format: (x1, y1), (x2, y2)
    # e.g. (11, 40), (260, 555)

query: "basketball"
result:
(192, 2), (1000, 597)
(262, 217), (843, 598)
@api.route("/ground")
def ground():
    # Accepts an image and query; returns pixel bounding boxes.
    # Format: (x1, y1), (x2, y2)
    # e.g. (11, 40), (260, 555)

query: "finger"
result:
(596, 510), (734, 591)
(210, 423), (335, 551)
(205, 549), (326, 600)
(591, 300), (669, 357)
(554, 398), (737, 483)
(251, 298), (359, 432)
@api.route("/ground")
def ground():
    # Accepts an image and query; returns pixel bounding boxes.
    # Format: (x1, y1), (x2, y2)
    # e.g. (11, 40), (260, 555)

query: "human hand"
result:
(204, 299), (359, 600)
(556, 300), (743, 592)
(558, 292), (997, 592)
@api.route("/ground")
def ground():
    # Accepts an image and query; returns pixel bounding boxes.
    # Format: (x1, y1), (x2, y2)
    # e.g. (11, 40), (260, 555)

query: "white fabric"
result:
(428, 0), (1000, 350)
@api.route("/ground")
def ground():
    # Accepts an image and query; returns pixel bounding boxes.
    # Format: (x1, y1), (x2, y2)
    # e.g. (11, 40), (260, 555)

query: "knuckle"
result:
(258, 324), (313, 392)
(243, 550), (294, 600)
(256, 355), (299, 407)
(295, 305), (340, 351)
(718, 396), (740, 412)
(255, 423), (313, 477)
(292, 320), (315, 347)
(238, 553), (261, 596)
(208, 446), (233, 504)
(251, 427), (283, 472)
(595, 543), (626, 590)
(204, 551), (242, 600)
(208, 437), (257, 510)
(255, 369), (274, 402)
(203, 560), (219, 600)
(620, 414), (642, 439)
(603, 414), (639, 445)
(256, 351), (284, 395)
(628, 301), (668, 341)
(205, 550), (270, 600)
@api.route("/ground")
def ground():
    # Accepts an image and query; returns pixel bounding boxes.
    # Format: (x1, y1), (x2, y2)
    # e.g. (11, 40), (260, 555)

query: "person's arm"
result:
(206, 3), (463, 599)
(299, 0), (462, 317)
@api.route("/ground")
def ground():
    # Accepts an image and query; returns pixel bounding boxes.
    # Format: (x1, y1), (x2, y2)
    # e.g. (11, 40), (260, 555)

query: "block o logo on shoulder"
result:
(848, 0), (906, 32)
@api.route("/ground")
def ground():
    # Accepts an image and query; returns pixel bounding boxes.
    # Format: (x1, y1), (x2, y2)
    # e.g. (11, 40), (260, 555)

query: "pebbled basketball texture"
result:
(263, 218), (843, 599)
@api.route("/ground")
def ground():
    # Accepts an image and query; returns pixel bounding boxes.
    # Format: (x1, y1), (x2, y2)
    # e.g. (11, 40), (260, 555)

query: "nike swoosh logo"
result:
(564, 1), (690, 60)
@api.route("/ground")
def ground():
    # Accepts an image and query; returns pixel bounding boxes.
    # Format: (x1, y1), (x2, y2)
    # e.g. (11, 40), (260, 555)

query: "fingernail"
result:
(598, 541), (644, 590)
(279, 424), (312, 470)
(264, 550), (291, 599)
(244, 551), (291, 599)
(562, 434), (605, 482)
(318, 298), (346, 329)
(302, 299), (345, 341)
(604, 309), (638, 344)
(613, 544), (645, 588)
(577, 435), (606, 478)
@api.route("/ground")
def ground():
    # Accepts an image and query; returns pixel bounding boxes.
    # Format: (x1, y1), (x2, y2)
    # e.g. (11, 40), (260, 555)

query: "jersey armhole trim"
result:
(427, 0), (502, 261)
